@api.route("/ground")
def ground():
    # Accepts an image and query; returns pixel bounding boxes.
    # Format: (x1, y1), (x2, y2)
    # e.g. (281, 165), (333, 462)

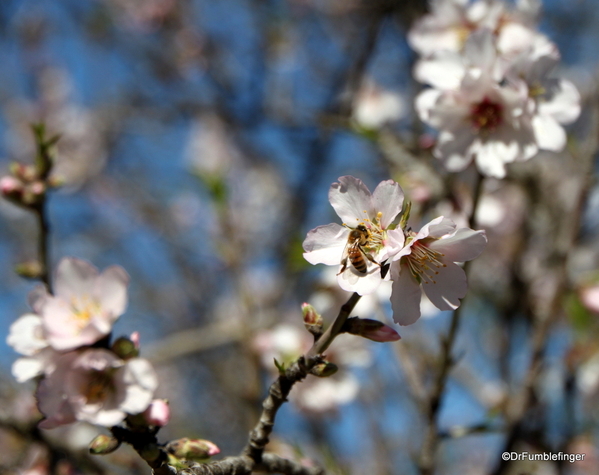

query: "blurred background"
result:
(0, 0), (599, 474)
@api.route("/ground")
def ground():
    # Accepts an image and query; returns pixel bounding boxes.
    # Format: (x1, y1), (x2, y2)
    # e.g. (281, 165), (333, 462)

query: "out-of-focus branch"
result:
(418, 171), (484, 475)
(490, 84), (599, 475)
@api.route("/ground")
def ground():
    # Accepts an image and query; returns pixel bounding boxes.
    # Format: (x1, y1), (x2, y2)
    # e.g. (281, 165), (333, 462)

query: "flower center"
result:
(345, 211), (385, 252)
(404, 240), (446, 284)
(70, 295), (101, 327)
(85, 369), (115, 404)
(471, 97), (503, 132)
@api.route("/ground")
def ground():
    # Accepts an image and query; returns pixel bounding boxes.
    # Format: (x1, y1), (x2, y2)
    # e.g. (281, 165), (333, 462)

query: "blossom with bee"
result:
(390, 217), (487, 325)
(302, 176), (405, 295)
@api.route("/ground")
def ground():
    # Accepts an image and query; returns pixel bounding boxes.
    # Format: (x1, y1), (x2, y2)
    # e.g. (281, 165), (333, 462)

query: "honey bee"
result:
(338, 224), (380, 275)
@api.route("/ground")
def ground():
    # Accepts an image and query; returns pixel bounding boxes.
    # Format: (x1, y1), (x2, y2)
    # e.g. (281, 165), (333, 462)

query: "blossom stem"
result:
(418, 171), (484, 475)
(33, 202), (52, 293)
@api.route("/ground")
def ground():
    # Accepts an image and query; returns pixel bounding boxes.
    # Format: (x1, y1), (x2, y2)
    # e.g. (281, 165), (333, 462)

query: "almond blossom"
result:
(408, 0), (545, 58)
(38, 257), (129, 351)
(37, 348), (158, 428)
(302, 176), (405, 295)
(390, 217), (487, 325)
(415, 29), (538, 178)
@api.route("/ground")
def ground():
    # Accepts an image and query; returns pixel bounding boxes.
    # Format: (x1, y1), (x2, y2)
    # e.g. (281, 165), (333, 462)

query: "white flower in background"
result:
(390, 217), (487, 325)
(303, 176), (405, 295)
(37, 349), (158, 429)
(352, 80), (405, 129)
(409, 0), (544, 58)
(415, 29), (537, 178)
(38, 258), (129, 351)
(506, 45), (581, 153)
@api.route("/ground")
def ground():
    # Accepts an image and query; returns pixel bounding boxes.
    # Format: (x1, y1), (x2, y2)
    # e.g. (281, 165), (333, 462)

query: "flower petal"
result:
(329, 176), (375, 225)
(337, 265), (383, 296)
(371, 180), (404, 229)
(303, 223), (349, 266)
(417, 216), (456, 240)
(532, 113), (566, 152)
(54, 258), (98, 301)
(390, 263), (423, 326)
(422, 262), (467, 311)
(430, 228), (487, 262)
(94, 265), (129, 317)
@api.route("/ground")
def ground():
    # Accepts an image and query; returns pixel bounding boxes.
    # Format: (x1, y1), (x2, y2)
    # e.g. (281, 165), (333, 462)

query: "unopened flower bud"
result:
(344, 317), (400, 342)
(22, 181), (46, 205)
(111, 336), (139, 359)
(143, 399), (170, 427)
(310, 361), (338, 378)
(302, 303), (323, 338)
(14, 260), (43, 279)
(166, 438), (220, 461)
(89, 434), (121, 455)
(130, 331), (141, 349)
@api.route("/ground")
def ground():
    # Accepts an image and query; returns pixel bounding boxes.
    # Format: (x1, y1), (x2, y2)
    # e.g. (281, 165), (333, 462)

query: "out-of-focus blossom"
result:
(506, 45), (581, 153)
(581, 285), (599, 314)
(37, 349), (157, 428)
(415, 30), (537, 178)
(352, 80), (404, 129)
(5, 68), (108, 189)
(408, 0), (545, 58)
(390, 217), (487, 325)
(142, 399), (171, 427)
(303, 176), (405, 295)
(38, 257), (129, 351)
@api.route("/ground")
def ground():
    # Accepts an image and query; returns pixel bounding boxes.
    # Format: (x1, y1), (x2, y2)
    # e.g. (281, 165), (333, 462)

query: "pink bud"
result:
(29, 181), (46, 195)
(345, 318), (401, 342)
(1, 176), (22, 195)
(130, 331), (140, 349)
(362, 323), (401, 342)
(143, 399), (170, 427)
(581, 285), (599, 314)
(201, 440), (220, 457)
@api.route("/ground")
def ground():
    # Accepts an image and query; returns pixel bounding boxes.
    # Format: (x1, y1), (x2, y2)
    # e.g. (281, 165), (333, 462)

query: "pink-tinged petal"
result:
(337, 265), (382, 296)
(371, 180), (404, 229)
(390, 263), (423, 326)
(382, 229), (406, 260)
(54, 258), (98, 301)
(329, 176), (375, 225)
(532, 114), (566, 152)
(303, 224), (349, 266)
(539, 79), (580, 124)
(36, 352), (79, 428)
(143, 399), (170, 426)
(422, 262), (467, 311)
(94, 265), (129, 317)
(43, 298), (108, 351)
(417, 216), (455, 240)
(430, 228), (487, 262)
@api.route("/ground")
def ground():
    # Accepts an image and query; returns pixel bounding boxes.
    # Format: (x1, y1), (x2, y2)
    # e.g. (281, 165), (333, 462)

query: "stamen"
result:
(405, 241), (446, 284)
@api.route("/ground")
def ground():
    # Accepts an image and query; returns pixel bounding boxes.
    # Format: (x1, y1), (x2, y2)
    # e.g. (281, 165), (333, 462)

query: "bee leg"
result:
(337, 258), (348, 276)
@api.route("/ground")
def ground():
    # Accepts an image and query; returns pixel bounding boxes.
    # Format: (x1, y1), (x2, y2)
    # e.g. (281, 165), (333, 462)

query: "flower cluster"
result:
(7, 257), (161, 429)
(303, 176), (487, 324)
(410, 0), (580, 178)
